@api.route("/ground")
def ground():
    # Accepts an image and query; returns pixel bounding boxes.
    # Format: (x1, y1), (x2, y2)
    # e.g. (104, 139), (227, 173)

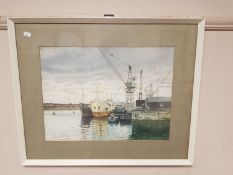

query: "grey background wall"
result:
(0, 0), (233, 174)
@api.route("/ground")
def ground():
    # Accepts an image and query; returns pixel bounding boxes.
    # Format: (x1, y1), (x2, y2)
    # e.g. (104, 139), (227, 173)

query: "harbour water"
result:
(44, 110), (170, 141)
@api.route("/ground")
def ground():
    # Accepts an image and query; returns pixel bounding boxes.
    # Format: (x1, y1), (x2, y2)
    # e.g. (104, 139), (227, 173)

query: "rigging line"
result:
(102, 49), (128, 66)
(108, 52), (129, 66)
(98, 48), (125, 84)
(152, 67), (173, 95)
(105, 49), (138, 67)
(144, 67), (173, 90)
(107, 52), (141, 84)
(112, 87), (123, 97)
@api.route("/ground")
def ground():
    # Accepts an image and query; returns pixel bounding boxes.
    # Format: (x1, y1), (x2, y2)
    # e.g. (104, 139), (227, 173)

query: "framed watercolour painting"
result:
(8, 17), (205, 166)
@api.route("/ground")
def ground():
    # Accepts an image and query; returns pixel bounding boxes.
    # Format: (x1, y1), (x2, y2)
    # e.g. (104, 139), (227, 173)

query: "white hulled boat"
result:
(90, 101), (113, 118)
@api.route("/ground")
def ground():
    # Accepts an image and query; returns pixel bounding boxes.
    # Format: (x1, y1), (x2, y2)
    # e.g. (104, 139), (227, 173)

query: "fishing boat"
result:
(112, 105), (132, 121)
(90, 101), (113, 118)
(108, 113), (119, 123)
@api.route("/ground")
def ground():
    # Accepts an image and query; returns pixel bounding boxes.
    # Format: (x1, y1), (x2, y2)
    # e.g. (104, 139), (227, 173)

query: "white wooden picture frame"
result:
(7, 17), (205, 166)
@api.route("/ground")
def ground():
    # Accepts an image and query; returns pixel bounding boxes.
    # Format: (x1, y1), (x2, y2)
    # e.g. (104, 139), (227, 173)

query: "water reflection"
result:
(44, 110), (169, 141)
(92, 118), (108, 138)
(44, 110), (132, 141)
(80, 115), (92, 140)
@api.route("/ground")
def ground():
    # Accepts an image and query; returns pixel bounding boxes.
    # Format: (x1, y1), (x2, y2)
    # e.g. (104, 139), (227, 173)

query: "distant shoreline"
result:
(43, 103), (81, 110)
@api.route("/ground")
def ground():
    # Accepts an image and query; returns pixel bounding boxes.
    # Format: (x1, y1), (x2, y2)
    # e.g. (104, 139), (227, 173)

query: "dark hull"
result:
(80, 104), (93, 117)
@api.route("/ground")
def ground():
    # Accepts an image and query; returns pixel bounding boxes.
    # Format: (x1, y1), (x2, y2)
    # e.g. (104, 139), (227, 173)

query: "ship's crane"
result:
(98, 48), (136, 110)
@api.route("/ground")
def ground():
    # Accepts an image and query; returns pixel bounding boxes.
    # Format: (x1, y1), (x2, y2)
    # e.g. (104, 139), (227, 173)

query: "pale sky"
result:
(40, 47), (174, 104)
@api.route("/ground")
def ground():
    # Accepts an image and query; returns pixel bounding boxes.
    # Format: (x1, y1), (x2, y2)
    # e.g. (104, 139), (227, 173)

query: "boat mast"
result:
(139, 70), (143, 100)
(96, 81), (99, 101)
(81, 88), (84, 104)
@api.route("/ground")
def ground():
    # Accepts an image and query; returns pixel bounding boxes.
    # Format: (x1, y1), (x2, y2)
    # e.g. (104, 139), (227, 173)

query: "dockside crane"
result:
(125, 65), (136, 110)
(98, 48), (136, 110)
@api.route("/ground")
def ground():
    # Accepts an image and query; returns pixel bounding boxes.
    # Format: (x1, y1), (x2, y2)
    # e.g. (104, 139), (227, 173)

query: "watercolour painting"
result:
(40, 47), (174, 141)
